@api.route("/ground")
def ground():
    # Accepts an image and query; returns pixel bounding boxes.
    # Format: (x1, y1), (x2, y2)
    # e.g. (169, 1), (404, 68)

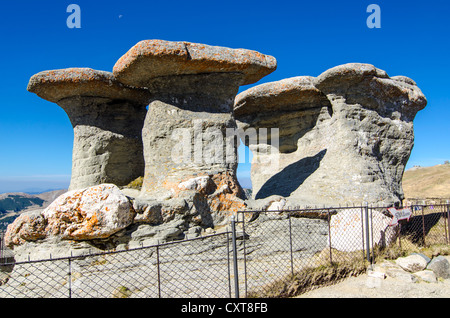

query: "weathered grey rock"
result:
(411, 253), (431, 264)
(3, 210), (46, 247)
(313, 63), (426, 206)
(128, 219), (186, 245)
(234, 63), (427, 206)
(130, 224), (158, 240)
(4, 183), (194, 257)
(386, 268), (418, 283)
(235, 76), (332, 199)
(10, 238), (105, 262)
(132, 197), (189, 224)
(113, 40), (277, 225)
(395, 254), (429, 272)
(373, 261), (419, 283)
(27, 68), (151, 190)
(184, 225), (203, 239)
(113, 39), (277, 87)
(426, 255), (450, 279)
(414, 270), (437, 283)
(43, 184), (135, 241)
(5, 184), (135, 248)
(366, 269), (386, 288)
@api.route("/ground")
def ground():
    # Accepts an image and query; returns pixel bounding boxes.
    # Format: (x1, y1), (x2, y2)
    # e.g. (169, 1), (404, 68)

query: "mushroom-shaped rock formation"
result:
(113, 40), (277, 223)
(28, 68), (151, 191)
(234, 63), (427, 207)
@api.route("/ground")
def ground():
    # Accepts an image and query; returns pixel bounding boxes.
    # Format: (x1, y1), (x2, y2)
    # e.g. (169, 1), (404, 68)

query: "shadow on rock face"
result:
(255, 149), (327, 200)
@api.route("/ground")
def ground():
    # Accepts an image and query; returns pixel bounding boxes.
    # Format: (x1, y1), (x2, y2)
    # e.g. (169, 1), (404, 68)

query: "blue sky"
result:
(0, 0), (449, 193)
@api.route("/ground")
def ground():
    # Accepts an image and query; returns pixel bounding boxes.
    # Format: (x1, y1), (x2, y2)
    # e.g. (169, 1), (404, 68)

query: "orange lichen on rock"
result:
(140, 171), (246, 226)
(209, 171), (244, 198)
(44, 184), (134, 240)
(209, 192), (246, 214)
(4, 212), (47, 247)
(207, 172), (247, 222)
(113, 39), (277, 87)
(27, 68), (150, 104)
(5, 184), (135, 247)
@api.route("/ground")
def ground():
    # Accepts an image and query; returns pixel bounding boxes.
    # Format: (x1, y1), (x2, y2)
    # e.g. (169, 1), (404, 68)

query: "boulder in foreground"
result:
(5, 184), (134, 247)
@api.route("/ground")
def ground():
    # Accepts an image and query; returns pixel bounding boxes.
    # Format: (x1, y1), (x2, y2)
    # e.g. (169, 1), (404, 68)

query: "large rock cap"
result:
(315, 63), (390, 87)
(234, 76), (327, 117)
(234, 76), (332, 154)
(113, 39), (277, 87)
(315, 63), (427, 118)
(27, 68), (151, 104)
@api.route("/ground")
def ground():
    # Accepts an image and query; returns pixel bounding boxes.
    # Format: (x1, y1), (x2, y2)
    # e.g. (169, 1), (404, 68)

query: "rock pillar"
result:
(234, 63), (427, 206)
(28, 68), (151, 190)
(113, 40), (277, 209)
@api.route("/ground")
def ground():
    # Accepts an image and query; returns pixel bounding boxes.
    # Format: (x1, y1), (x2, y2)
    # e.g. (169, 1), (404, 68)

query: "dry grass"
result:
(112, 285), (133, 298)
(125, 176), (144, 190)
(374, 238), (450, 261)
(248, 249), (368, 298)
(403, 164), (450, 199)
(249, 234), (450, 298)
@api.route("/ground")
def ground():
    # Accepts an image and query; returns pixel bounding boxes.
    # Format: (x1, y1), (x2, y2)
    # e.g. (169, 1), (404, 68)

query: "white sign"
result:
(388, 207), (412, 226)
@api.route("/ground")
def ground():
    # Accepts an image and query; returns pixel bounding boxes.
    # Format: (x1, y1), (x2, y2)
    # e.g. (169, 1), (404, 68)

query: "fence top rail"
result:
(408, 204), (450, 207)
(238, 206), (378, 214)
(0, 230), (231, 267)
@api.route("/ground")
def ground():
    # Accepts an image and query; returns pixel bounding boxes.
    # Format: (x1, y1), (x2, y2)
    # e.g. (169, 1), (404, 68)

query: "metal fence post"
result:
(230, 215), (240, 298)
(446, 201), (450, 244)
(0, 232), (3, 264)
(327, 209), (333, 264)
(421, 205), (426, 246)
(364, 202), (371, 263)
(288, 213), (294, 277)
(226, 230), (232, 298)
(156, 244), (161, 298)
(68, 257), (72, 298)
(240, 212), (248, 297)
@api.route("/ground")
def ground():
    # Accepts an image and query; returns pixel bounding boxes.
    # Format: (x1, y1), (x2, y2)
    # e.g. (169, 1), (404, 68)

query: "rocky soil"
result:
(299, 255), (450, 298)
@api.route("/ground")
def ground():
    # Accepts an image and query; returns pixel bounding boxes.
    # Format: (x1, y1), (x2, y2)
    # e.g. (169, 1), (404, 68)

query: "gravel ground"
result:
(298, 272), (450, 298)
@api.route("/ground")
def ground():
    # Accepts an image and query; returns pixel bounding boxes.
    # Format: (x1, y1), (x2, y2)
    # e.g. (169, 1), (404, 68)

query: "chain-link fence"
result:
(0, 232), (235, 298)
(0, 231), (14, 265)
(398, 204), (449, 248)
(235, 207), (369, 297)
(235, 204), (450, 297)
(0, 204), (449, 298)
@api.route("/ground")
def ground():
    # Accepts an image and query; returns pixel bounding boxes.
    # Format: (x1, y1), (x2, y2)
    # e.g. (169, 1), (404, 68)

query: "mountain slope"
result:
(0, 189), (67, 231)
(0, 193), (45, 214)
(402, 164), (450, 199)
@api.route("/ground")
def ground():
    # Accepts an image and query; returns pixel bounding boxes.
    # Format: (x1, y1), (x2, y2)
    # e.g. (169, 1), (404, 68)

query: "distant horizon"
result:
(0, 173), (69, 193)
(1, 160), (449, 195)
